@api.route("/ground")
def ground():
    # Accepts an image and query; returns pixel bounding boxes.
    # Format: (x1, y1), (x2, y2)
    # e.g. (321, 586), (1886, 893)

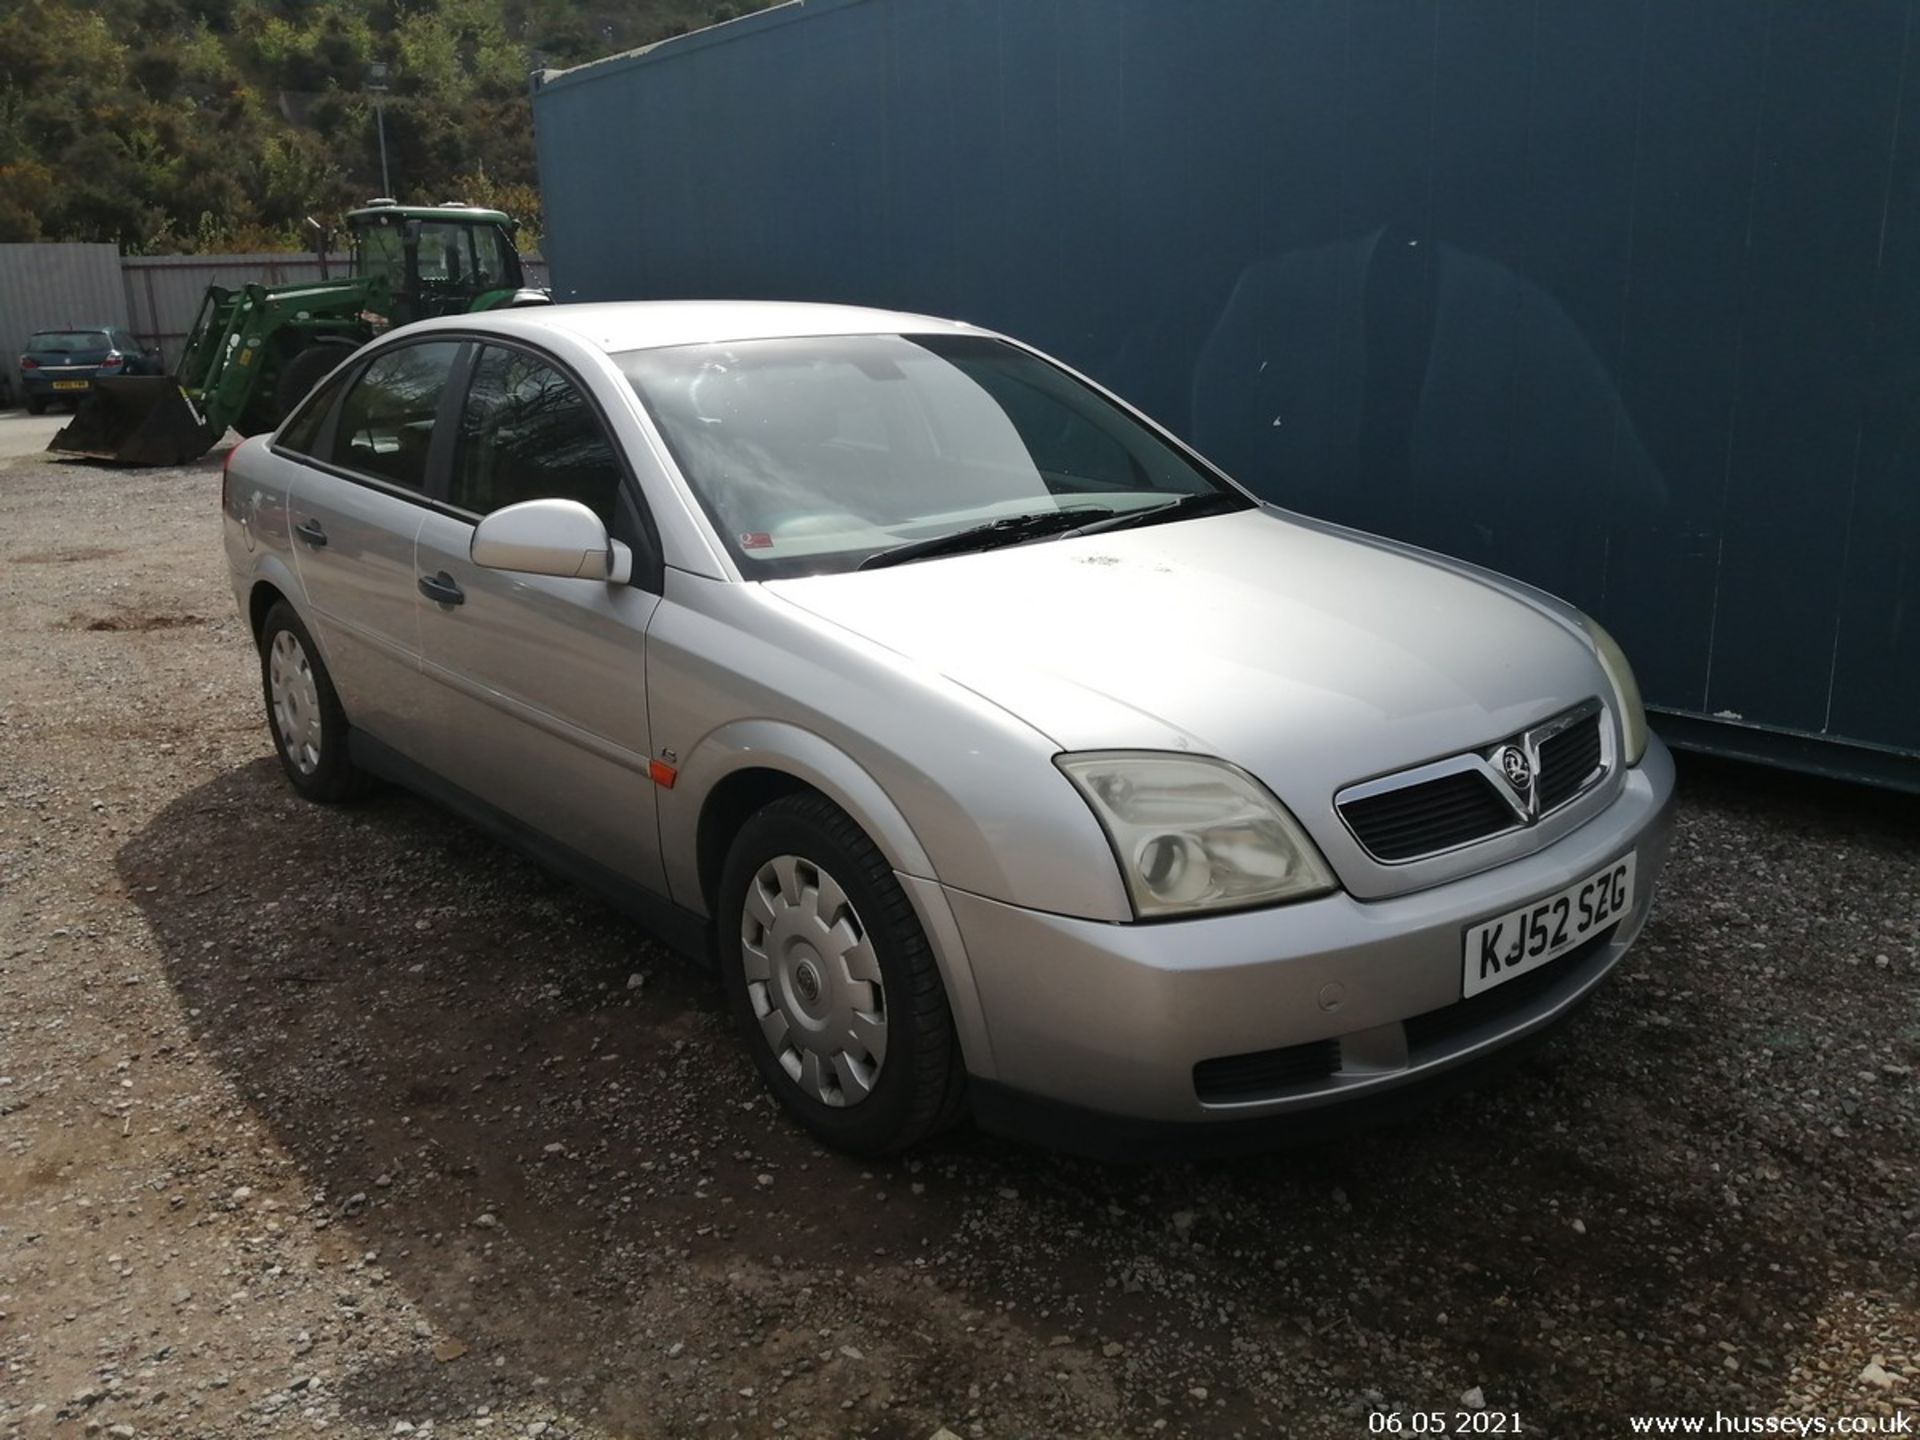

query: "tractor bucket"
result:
(47, 378), (214, 466)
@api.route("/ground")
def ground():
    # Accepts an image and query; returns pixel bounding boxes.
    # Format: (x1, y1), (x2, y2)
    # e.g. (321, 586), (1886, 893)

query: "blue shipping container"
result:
(533, 0), (1920, 788)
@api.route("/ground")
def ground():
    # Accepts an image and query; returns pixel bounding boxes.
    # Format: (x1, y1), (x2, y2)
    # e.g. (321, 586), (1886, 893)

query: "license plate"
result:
(1463, 853), (1634, 998)
(52, 380), (89, 391)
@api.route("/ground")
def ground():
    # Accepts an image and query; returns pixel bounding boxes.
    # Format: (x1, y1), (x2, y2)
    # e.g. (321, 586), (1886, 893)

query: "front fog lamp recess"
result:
(1057, 752), (1337, 918)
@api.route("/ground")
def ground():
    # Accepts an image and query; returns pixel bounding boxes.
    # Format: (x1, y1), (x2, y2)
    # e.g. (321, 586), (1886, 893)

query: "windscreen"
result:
(617, 333), (1231, 578)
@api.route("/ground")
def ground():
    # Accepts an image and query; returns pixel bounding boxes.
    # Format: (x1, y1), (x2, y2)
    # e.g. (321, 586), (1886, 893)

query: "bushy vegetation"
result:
(0, 0), (774, 253)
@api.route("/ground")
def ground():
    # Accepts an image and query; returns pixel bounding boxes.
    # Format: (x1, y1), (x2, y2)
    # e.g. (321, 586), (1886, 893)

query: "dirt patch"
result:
(71, 609), (211, 632)
(11, 544), (125, 564)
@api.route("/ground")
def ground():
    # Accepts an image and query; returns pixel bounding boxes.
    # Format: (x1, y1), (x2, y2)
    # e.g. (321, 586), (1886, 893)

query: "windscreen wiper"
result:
(1058, 490), (1251, 538)
(858, 505), (1116, 570)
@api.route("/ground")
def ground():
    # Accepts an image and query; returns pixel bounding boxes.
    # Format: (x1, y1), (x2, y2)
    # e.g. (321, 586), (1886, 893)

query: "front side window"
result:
(450, 345), (621, 525)
(329, 341), (462, 490)
(355, 221), (406, 291)
(617, 333), (1235, 578)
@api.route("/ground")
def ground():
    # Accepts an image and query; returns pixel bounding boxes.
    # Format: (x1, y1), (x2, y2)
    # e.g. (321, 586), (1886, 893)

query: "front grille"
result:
(1336, 700), (1610, 864)
(1338, 769), (1517, 862)
(1403, 923), (1617, 1056)
(1536, 711), (1604, 810)
(1193, 1037), (1340, 1104)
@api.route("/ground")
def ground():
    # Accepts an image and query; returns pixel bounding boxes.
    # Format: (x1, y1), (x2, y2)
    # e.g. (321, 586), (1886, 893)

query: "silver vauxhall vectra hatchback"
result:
(222, 301), (1674, 1157)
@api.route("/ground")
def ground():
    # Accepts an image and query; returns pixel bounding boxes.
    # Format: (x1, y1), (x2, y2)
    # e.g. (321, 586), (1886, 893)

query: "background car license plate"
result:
(1463, 853), (1635, 998)
(52, 380), (88, 390)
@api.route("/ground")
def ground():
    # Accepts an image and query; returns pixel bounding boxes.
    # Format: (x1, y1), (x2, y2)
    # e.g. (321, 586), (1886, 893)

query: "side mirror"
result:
(470, 498), (632, 583)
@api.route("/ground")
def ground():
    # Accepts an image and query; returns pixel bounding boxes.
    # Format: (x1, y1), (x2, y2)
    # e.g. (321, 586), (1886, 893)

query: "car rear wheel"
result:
(718, 793), (966, 1154)
(258, 602), (371, 803)
(25, 395), (46, 415)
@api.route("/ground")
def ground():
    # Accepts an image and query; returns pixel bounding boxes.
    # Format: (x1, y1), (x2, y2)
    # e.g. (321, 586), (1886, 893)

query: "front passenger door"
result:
(413, 343), (667, 892)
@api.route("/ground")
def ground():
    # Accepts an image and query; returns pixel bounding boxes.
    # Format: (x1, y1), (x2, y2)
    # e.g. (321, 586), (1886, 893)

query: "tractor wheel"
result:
(274, 339), (359, 420)
(230, 402), (278, 438)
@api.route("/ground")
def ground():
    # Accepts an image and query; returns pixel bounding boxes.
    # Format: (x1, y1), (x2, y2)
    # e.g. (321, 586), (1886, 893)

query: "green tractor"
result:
(50, 200), (548, 465)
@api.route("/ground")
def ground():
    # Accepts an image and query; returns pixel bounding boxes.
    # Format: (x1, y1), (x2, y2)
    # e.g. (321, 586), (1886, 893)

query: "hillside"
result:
(0, 0), (777, 253)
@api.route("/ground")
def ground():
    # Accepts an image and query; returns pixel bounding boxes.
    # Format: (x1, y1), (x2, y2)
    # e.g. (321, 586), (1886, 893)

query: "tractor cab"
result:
(347, 199), (544, 325)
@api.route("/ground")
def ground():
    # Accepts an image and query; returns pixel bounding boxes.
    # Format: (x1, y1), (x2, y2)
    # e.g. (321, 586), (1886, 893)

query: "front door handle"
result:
(293, 518), (328, 548)
(417, 571), (465, 606)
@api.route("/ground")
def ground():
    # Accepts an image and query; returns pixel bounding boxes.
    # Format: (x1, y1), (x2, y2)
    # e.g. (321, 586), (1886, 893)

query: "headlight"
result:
(1055, 752), (1337, 918)
(1583, 618), (1648, 766)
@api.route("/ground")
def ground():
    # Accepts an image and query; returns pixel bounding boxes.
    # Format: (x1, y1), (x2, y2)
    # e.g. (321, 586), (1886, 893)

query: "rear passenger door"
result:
(285, 338), (463, 761)
(413, 341), (667, 892)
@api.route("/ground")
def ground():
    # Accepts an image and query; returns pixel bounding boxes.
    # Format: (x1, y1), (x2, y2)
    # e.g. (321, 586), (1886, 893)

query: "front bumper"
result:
(945, 736), (1675, 1144)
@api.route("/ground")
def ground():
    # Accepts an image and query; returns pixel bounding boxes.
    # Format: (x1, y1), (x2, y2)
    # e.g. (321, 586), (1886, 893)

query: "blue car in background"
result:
(17, 327), (164, 414)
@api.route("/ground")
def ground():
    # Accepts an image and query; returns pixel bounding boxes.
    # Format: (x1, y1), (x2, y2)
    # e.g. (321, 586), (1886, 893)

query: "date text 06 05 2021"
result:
(1368, 1409), (1526, 1434)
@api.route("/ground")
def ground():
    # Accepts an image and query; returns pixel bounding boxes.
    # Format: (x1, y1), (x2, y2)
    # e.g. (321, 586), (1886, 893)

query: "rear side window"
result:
(278, 369), (349, 457)
(450, 345), (621, 525)
(330, 341), (462, 490)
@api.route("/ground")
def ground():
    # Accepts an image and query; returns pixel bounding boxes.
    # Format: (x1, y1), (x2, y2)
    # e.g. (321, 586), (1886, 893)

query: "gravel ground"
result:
(0, 449), (1915, 1440)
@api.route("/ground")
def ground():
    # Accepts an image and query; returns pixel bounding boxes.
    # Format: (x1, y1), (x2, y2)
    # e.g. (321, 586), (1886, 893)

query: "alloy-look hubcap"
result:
(268, 629), (323, 776)
(739, 854), (887, 1107)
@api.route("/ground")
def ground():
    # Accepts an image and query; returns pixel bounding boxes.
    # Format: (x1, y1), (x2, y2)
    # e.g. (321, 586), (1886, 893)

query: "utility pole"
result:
(367, 62), (393, 196)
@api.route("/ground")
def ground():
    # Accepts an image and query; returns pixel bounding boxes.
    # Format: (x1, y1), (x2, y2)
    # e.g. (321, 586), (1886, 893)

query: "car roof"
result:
(402, 300), (982, 354)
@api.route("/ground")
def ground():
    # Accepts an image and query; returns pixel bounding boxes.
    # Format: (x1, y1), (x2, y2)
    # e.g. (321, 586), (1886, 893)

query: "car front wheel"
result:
(718, 793), (966, 1154)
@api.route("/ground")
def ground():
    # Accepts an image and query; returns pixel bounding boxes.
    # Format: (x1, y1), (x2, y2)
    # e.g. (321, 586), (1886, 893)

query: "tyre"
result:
(718, 793), (967, 1154)
(273, 339), (358, 418)
(258, 602), (372, 803)
(25, 395), (46, 415)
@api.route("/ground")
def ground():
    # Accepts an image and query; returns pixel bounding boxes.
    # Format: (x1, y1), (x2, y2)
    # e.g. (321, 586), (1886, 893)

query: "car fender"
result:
(248, 549), (305, 619)
(225, 439), (328, 665)
(661, 717), (998, 1079)
(241, 548), (335, 665)
(663, 717), (937, 903)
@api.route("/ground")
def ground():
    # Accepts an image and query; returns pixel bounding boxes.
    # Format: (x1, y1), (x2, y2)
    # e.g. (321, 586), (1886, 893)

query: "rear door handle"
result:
(417, 571), (465, 606)
(294, 518), (328, 548)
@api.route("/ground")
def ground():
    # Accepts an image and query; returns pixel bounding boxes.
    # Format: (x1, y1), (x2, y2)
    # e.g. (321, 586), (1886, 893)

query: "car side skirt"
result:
(349, 730), (713, 963)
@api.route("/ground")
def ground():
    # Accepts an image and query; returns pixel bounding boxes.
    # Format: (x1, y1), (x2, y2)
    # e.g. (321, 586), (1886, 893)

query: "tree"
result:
(0, 0), (778, 251)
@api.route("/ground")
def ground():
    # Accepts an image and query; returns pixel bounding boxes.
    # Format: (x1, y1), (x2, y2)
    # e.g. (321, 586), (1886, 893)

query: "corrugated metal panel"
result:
(532, 0), (1920, 785)
(123, 252), (553, 365)
(124, 249), (552, 360)
(0, 243), (128, 369)
(122, 252), (349, 365)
